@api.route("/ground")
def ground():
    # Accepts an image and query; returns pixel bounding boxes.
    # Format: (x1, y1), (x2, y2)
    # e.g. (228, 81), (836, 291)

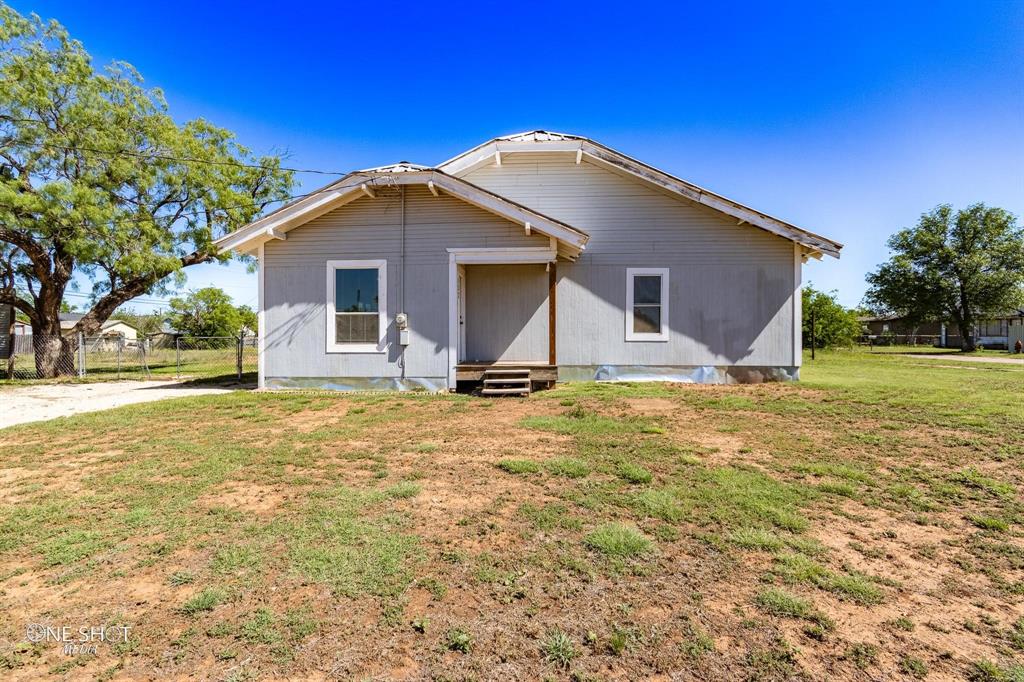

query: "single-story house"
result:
(215, 131), (843, 392)
(60, 313), (139, 348)
(862, 310), (1024, 349)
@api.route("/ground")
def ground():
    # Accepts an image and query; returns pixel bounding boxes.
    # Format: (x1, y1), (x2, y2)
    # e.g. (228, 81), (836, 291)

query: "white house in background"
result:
(59, 313), (139, 343)
(215, 131), (843, 392)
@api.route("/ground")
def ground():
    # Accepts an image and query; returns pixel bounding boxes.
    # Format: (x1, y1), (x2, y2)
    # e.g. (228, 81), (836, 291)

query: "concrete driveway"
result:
(0, 381), (238, 429)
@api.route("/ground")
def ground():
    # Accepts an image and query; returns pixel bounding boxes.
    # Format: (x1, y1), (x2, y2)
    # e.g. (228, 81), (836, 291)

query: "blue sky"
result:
(14, 0), (1024, 312)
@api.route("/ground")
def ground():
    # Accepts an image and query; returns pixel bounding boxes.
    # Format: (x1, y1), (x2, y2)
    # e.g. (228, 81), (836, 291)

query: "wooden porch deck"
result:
(455, 361), (558, 383)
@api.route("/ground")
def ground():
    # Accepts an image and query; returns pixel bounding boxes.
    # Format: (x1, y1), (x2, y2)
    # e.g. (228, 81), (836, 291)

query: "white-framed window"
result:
(326, 259), (387, 353)
(625, 267), (669, 342)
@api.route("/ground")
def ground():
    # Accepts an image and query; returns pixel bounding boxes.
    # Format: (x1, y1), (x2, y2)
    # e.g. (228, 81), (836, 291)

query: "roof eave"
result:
(214, 169), (589, 258)
(438, 133), (842, 259)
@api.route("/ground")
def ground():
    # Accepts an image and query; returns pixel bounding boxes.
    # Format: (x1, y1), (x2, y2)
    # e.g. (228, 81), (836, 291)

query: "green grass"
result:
(519, 502), (583, 531)
(545, 457), (590, 478)
(616, 461), (653, 484)
(967, 515), (1010, 532)
(520, 406), (657, 436)
(584, 523), (653, 557)
(497, 459), (542, 475)
(774, 553), (884, 605)
(180, 588), (226, 616)
(1, 349), (1022, 678)
(755, 588), (832, 628)
(629, 488), (684, 523)
(729, 527), (784, 552)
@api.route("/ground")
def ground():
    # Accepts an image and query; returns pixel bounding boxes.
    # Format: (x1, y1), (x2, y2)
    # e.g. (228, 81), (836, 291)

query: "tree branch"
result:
(73, 249), (215, 335)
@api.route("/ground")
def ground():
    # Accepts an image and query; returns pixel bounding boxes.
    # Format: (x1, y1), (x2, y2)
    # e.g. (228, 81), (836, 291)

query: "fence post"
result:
(237, 332), (244, 381)
(77, 331), (86, 377)
(116, 336), (122, 380)
(175, 337), (181, 379)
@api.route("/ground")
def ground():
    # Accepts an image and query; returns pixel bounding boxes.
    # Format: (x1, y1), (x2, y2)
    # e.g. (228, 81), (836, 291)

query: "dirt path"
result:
(0, 381), (238, 429)
(905, 353), (1024, 365)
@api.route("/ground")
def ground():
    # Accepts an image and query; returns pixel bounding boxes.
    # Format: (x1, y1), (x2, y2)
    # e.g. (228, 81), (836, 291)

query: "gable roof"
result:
(58, 314), (137, 332)
(214, 164), (589, 259)
(438, 130), (842, 258)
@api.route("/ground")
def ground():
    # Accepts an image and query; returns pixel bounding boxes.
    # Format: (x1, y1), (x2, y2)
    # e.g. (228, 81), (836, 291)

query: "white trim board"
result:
(625, 267), (670, 342)
(446, 246), (558, 388)
(326, 259), (388, 354)
(438, 132), (842, 259)
(257, 243), (266, 389)
(215, 170), (589, 258)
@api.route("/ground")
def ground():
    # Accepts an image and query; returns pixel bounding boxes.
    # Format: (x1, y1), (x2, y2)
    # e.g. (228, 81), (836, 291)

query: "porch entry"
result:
(446, 245), (560, 390)
(460, 264), (548, 363)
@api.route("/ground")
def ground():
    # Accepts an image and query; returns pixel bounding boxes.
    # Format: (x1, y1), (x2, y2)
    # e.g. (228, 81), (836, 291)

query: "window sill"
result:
(625, 335), (669, 343)
(326, 344), (387, 354)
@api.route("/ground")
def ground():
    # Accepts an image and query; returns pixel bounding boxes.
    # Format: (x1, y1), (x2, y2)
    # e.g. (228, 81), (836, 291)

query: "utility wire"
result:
(0, 133), (349, 175)
(0, 174), (393, 231)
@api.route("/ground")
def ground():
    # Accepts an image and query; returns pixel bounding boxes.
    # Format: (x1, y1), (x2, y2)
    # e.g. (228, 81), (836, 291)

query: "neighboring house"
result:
(860, 315), (944, 345)
(13, 320), (30, 335)
(145, 320), (184, 349)
(215, 131), (843, 391)
(59, 313), (139, 347)
(862, 310), (1024, 349)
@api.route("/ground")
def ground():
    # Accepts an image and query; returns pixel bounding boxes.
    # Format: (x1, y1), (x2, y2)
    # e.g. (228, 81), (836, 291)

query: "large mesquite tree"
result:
(0, 5), (293, 375)
(865, 204), (1024, 351)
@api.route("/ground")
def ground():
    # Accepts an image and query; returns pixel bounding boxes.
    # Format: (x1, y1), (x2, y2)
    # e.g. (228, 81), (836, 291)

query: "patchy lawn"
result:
(0, 351), (1022, 680)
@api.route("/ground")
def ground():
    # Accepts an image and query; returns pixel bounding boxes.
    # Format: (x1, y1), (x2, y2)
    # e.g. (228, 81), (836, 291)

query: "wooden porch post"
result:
(548, 261), (557, 365)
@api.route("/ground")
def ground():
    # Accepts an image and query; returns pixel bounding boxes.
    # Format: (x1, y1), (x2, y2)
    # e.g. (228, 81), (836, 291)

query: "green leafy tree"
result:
(865, 204), (1024, 351)
(168, 287), (252, 338)
(802, 285), (862, 349)
(0, 5), (293, 375)
(112, 306), (165, 336)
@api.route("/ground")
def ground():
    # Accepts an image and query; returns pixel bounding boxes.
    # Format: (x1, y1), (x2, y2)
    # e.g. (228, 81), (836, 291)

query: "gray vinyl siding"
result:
(464, 153), (798, 367)
(263, 186), (546, 379)
(464, 264), (549, 362)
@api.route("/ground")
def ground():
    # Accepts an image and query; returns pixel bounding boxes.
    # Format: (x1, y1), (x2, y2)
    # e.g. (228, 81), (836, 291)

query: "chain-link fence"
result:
(2, 333), (257, 383)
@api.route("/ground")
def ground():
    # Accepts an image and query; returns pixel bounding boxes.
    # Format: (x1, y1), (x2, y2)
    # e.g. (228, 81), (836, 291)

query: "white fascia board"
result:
(579, 142), (841, 258)
(446, 246), (557, 264)
(439, 136), (841, 258)
(215, 185), (363, 253)
(440, 140), (583, 176)
(217, 167), (588, 257)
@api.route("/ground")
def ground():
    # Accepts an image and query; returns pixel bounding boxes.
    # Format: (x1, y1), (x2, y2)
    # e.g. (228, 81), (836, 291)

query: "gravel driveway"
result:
(906, 353), (1024, 365)
(0, 381), (238, 429)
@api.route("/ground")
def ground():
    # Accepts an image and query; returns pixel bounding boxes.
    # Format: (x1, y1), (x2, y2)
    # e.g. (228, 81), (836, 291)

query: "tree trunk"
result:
(33, 332), (76, 378)
(957, 320), (976, 352)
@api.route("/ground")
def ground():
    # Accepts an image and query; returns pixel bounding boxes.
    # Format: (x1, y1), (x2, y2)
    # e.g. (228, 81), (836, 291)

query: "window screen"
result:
(632, 274), (663, 334)
(334, 268), (379, 343)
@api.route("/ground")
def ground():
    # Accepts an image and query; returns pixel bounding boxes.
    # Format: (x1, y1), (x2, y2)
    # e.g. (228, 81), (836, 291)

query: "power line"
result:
(63, 291), (171, 305)
(0, 174), (385, 231)
(1, 134), (349, 176)
(0, 166), (399, 231)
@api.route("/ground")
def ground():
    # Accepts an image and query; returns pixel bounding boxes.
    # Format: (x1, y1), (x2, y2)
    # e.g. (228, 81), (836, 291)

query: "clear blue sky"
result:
(14, 0), (1024, 312)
